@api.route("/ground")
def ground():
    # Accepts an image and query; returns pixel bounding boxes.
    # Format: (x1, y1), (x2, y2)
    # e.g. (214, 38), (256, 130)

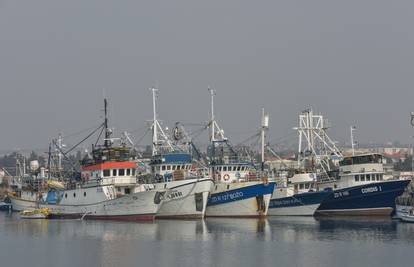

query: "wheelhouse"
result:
(150, 153), (193, 182)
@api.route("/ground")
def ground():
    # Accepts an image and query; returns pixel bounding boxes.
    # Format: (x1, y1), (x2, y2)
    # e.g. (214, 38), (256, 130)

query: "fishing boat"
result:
(265, 110), (331, 216)
(316, 153), (409, 216)
(20, 208), (50, 219)
(145, 88), (214, 219)
(395, 182), (414, 218)
(8, 157), (48, 212)
(287, 109), (409, 216)
(268, 173), (331, 216)
(205, 89), (275, 217)
(13, 99), (164, 221)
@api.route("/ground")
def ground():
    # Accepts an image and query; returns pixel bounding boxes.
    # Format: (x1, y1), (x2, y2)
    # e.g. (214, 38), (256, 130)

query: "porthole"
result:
(65, 193), (67, 198)
(84, 192), (86, 197)
(73, 193), (76, 197)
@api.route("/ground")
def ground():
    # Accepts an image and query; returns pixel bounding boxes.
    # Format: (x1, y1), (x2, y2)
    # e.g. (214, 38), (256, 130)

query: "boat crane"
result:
(294, 109), (343, 174)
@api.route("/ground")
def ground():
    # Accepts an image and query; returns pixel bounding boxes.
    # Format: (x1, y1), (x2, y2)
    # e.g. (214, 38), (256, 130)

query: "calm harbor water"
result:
(1, 212), (414, 267)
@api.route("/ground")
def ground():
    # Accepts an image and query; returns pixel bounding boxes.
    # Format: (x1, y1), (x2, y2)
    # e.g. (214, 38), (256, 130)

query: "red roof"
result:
(81, 161), (137, 171)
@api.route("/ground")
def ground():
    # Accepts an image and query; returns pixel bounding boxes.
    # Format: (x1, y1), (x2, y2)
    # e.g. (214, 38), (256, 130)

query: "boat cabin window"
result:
(132, 169), (136, 176)
(299, 184), (304, 189)
(65, 193), (67, 198)
(84, 192), (86, 197)
(119, 169), (125, 176)
(73, 193), (76, 198)
(125, 188), (131, 195)
(177, 165), (181, 170)
(162, 165), (166, 171)
(237, 166), (241, 171)
(172, 165), (176, 170)
(360, 175), (365, 181)
(167, 165), (171, 171)
(112, 169), (118, 176)
(103, 170), (110, 177)
(340, 154), (383, 166)
(223, 166), (227, 171)
(127, 169), (131, 176)
(305, 183), (310, 189)
(117, 187), (121, 192)
(355, 175), (360, 182)
(366, 174), (371, 181)
(294, 184), (298, 191)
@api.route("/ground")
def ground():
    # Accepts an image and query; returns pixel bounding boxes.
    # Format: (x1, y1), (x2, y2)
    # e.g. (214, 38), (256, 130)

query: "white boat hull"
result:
(400, 214), (414, 223)
(43, 190), (161, 221)
(9, 196), (38, 212)
(206, 181), (275, 217)
(396, 204), (412, 218)
(11, 186), (162, 221)
(153, 178), (214, 219)
(268, 203), (320, 216)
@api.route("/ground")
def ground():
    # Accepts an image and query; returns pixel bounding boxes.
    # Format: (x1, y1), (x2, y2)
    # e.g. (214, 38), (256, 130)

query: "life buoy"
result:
(223, 174), (230, 181)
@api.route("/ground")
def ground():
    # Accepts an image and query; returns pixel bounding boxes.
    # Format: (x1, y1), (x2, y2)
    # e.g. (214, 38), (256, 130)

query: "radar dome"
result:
(30, 160), (39, 171)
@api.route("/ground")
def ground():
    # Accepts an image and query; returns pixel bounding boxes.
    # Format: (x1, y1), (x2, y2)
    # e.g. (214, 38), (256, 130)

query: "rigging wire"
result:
(94, 125), (106, 147)
(64, 123), (104, 155)
(62, 123), (105, 140)
(135, 128), (151, 147)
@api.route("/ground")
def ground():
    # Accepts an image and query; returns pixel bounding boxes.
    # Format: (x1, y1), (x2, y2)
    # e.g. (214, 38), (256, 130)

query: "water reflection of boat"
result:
(205, 218), (270, 236)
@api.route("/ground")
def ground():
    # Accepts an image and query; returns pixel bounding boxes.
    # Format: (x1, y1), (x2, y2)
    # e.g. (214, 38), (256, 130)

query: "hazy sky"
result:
(1, 0), (414, 151)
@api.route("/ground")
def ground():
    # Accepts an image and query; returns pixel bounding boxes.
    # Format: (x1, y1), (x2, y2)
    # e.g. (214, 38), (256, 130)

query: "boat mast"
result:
(104, 98), (110, 148)
(208, 87), (226, 143)
(209, 87), (216, 142)
(350, 126), (356, 156)
(261, 108), (269, 172)
(150, 87), (174, 156)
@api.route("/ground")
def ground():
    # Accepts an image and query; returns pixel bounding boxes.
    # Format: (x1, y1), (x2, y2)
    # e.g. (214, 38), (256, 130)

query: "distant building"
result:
(267, 159), (299, 171)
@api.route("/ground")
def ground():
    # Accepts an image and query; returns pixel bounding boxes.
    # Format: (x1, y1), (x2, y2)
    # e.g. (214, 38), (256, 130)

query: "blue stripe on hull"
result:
(269, 190), (331, 209)
(317, 180), (410, 213)
(207, 182), (275, 206)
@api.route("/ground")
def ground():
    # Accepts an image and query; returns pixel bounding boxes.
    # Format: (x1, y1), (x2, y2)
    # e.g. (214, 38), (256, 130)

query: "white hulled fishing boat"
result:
(268, 172), (331, 216)
(13, 99), (163, 221)
(263, 109), (331, 216)
(144, 88), (213, 219)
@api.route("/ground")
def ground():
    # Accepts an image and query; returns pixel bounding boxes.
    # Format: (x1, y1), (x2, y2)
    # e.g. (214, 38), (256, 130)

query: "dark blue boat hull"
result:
(316, 180), (410, 216)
